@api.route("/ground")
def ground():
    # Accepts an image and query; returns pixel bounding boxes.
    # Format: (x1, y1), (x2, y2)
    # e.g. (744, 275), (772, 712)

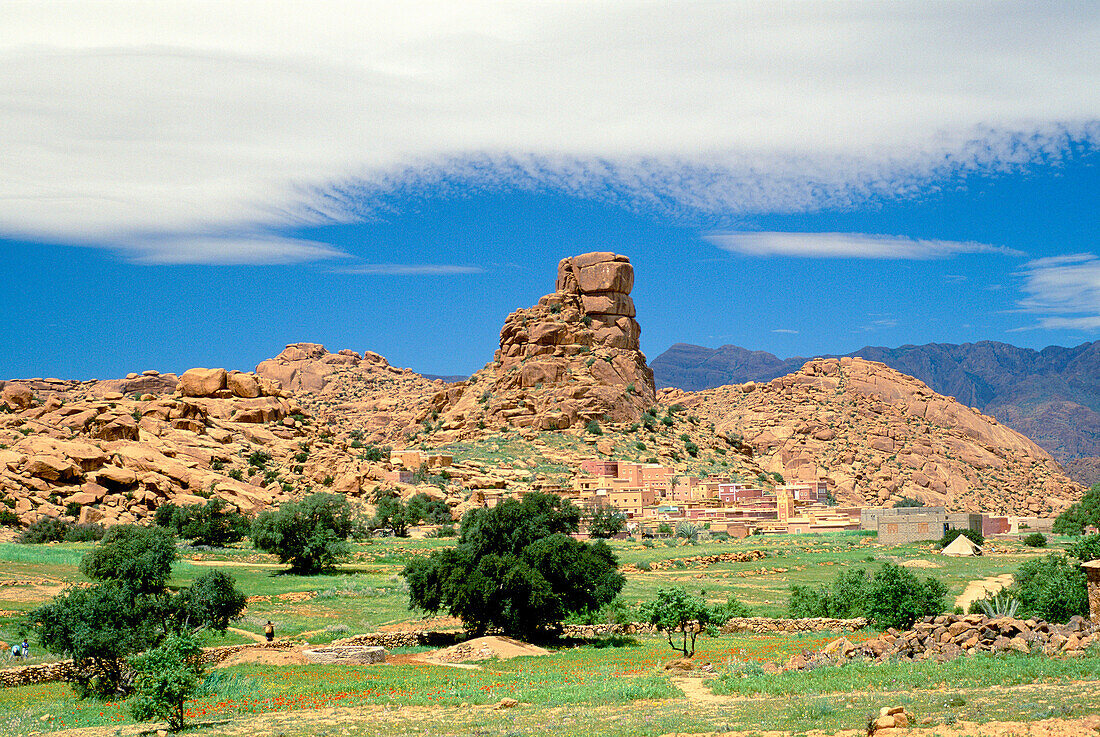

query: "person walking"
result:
(263, 620), (275, 642)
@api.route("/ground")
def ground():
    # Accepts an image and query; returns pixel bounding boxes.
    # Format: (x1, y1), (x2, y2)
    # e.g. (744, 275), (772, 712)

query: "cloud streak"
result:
(334, 264), (484, 276)
(1, 1), (1099, 263)
(704, 232), (1019, 260)
(1014, 253), (1100, 332)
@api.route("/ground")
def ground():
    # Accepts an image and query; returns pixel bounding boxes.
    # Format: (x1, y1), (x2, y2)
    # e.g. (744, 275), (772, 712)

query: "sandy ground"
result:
(956, 573), (1014, 611)
(426, 635), (550, 664)
(212, 648), (310, 667)
(659, 714), (1100, 736)
(901, 559), (941, 569)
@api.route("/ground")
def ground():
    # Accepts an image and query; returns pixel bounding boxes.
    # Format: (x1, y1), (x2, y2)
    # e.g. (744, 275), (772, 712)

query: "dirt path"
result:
(670, 675), (729, 704)
(956, 573), (1014, 611)
(226, 626), (267, 643)
(185, 559), (282, 568)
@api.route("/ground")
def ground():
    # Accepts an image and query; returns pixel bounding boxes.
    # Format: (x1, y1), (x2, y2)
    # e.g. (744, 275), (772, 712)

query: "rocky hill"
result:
(662, 357), (1082, 515)
(651, 340), (1100, 482)
(0, 253), (1087, 528)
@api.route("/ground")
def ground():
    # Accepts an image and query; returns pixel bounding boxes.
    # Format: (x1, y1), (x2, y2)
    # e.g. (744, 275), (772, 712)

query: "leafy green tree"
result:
(370, 495), (412, 537)
(587, 505), (626, 539)
(788, 563), (946, 629)
(155, 499), (249, 547)
(30, 526), (245, 697)
(1067, 534), (1100, 562)
(403, 492), (624, 637)
(80, 525), (177, 594)
(251, 492), (353, 573)
(126, 632), (204, 732)
(867, 562), (948, 630)
(406, 493), (452, 525)
(939, 528), (985, 548)
(1053, 483), (1100, 535)
(1009, 553), (1089, 623)
(639, 587), (720, 658)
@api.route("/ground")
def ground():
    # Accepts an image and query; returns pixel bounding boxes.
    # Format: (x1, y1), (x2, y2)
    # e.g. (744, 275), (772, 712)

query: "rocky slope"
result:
(652, 340), (1100, 484)
(663, 357), (1082, 515)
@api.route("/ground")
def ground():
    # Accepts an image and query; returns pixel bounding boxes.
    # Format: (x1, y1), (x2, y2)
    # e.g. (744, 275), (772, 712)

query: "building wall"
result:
(876, 510), (947, 545)
(1085, 562), (1100, 624)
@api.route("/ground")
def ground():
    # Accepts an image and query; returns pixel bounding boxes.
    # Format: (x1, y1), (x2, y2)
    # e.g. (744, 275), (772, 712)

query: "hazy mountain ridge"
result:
(652, 340), (1100, 470)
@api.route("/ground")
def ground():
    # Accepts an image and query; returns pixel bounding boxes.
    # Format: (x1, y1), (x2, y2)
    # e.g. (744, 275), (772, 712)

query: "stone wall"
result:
(0, 641), (299, 688)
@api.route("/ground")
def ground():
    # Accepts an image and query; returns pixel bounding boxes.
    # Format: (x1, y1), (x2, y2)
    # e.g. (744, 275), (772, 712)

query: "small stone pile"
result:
(817, 614), (1097, 665)
(870, 706), (914, 733)
(623, 549), (768, 572)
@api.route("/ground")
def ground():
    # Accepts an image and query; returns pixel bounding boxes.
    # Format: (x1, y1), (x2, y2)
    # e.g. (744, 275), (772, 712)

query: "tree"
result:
(30, 525), (245, 697)
(1067, 534), (1100, 562)
(155, 499), (249, 547)
(1053, 483), (1100, 535)
(939, 528), (985, 548)
(126, 632), (203, 732)
(403, 492), (624, 637)
(866, 562), (948, 630)
(406, 493), (452, 525)
(1009, 553), (1089, 623)
(371, 495), (412, 537)
(788, 563), (947, 629)
(639, 587), (720, 658)
(251, 492), (353, 573)
(587, 505), (626, 539)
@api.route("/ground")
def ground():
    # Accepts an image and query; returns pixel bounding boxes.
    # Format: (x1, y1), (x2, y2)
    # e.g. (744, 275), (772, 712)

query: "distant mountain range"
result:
(651, 341), (1100, 481)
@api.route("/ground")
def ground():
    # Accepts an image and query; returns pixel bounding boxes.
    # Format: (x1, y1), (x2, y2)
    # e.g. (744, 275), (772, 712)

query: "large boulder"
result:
(1, 383), (34, 410)
(178, 368), (228, 397)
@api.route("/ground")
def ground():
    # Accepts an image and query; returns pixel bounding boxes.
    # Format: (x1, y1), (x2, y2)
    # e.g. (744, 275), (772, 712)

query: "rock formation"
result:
(665, 357), (1083, 515)
(427, 252), (656, 436)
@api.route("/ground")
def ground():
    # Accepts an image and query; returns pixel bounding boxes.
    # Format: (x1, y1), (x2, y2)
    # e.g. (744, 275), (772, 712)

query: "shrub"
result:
(587, 505), (626, 539)
(1066, 534), (1100, 561)
(639, 587), (721, 657)
(939, 528), (985, 548)
(789, 563), (947, 629)
(585, 419), (603, 435)
(361, 443), (391, 462)
(1008, 553), (1088, 623)
(1023, 532), (1048, 548)
(894, 497), (925, 508)
(155, 499), (249, 547)
(251, 492), (354, 574)
(63, 522), (106, 543)
(17, 517), (70, 544)
(714, 593), (752, 620)
(127, 633), (204, 731)
(403, 492), (624, 636)
(247, 450), (271, 468)
(1053, 483), (1100, 535)
(0, 509), (20, 527)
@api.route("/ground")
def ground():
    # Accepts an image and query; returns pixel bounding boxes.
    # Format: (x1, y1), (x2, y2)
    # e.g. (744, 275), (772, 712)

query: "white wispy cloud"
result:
(1, 2), (1099, 263)
(704, 232), (1019, 260)
(335, 264), (484, 276)
(771, 329), (798, 334)
(1013, 253), (1100, 331)
(117, 235), (350, 265)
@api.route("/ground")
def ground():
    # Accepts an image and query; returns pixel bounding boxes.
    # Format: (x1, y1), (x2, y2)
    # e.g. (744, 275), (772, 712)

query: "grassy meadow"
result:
(1, 531), (1097, 736)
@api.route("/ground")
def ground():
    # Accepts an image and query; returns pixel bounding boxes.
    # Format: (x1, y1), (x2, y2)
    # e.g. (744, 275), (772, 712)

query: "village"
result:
(384, 450), (1060, 546)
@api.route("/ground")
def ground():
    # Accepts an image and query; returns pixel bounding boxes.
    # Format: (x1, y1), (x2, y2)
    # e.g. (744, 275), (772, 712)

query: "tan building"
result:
(1084, 560), (1100, 623)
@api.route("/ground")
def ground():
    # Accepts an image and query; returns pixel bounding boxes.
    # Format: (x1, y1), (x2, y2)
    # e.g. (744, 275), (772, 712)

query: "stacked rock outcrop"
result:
(428, 252), (657, 436)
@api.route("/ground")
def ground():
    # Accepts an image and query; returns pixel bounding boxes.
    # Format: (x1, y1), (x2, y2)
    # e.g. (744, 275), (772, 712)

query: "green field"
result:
(0, 532), (1096, 736)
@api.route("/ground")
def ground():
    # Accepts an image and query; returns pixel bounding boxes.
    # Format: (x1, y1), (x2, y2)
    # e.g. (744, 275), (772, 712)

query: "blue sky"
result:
(3, 2), (1100, 379)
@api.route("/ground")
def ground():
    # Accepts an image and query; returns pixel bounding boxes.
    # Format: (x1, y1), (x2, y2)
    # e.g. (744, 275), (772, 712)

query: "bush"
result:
(360, 443), (391, 462)
(155, 499), (249, 547)
(17, 517), (70, 544)
(63, 522), (106, 542)
(1023, 532), (1048, 548)
(251, 492), (354, 574)
(789, 563), (947, 629)
(1066, 534), (1100, 561)
(0, 509), (20, 528)
(127, 633), (204, 731)
(585, 419), (603, 435)
(1008, 553), (1088, 623)
(939, 528), (985, 548)
(403, 492), (624, 637)
(587, 505), (626, 539)
(894, 497), (925, 508)
(639, 587), (721, 657)
(1053, 483), (1100, 535)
